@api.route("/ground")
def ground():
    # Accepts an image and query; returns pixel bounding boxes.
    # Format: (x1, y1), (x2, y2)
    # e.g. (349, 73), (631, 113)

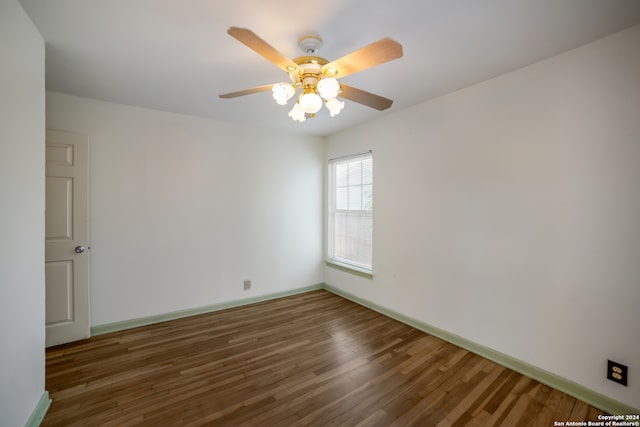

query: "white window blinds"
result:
(328, 152), (373, 273)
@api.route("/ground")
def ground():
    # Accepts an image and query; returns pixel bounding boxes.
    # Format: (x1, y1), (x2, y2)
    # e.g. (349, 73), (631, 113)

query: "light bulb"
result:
(298, 91), (323, 114)
(317, 77), (340, 99)
(272, 83), (295, 105)
(288, 103), (306, 122)
(325, 97), (345, 117)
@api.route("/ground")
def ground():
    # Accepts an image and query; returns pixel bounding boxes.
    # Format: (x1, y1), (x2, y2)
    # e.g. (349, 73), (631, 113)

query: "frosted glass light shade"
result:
(325, 97), (345, 117)
(272, 83), (295, 105)
(317, 77), (340, 99)
(298, 92), (323, 113)
(288, 103), (306, 122)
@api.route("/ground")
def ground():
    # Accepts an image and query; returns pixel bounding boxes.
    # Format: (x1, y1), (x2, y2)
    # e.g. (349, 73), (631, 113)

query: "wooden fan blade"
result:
(227, 27), (302, 73)
(323, 38), (403, 78)
(339, 84), (393, 111)
(219, 85), (273, 99)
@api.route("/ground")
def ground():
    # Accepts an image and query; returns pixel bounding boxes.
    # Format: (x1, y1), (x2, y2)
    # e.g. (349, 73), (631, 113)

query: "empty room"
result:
(1, 0), (639, 425)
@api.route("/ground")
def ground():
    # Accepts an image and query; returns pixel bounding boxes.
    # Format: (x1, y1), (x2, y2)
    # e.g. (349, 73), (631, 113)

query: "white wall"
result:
(46, 92), (324, 326)
(325, 25), (640, 409)
(0, 0), (46, 425)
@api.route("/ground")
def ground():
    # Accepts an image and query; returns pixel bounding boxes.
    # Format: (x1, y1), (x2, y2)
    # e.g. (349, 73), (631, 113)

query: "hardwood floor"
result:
(43, 290), (605, 426)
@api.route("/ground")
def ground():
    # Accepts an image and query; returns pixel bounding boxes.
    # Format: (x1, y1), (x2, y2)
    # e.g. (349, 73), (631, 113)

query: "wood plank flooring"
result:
(43, 290), (606, 426)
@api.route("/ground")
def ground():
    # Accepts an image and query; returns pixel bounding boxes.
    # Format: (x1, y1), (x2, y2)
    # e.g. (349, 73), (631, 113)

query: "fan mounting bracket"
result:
(298, 34), (323, 54)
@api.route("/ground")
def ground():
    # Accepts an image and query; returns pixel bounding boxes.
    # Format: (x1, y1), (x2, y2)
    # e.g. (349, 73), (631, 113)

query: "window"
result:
(328, 152), (373, 274)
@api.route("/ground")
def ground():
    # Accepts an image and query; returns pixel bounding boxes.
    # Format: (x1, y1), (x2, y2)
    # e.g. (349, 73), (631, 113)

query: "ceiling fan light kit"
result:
(220, 27), (403, 123)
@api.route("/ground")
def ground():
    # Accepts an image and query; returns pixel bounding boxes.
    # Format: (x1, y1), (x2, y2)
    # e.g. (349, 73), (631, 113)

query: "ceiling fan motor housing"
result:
(290, 57), (327, 87)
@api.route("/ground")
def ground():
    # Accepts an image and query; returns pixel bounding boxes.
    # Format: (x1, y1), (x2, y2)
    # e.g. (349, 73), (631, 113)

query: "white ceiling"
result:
(19, 0), (640, 136)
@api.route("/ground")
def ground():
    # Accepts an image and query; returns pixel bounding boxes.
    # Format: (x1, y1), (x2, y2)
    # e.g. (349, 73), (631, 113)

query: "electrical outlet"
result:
(243, 280), (251, 291)
(607, 360), (628, 386)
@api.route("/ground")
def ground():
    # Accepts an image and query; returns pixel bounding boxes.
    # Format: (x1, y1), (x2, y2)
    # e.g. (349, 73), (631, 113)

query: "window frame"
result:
(327, 151), (373, 277)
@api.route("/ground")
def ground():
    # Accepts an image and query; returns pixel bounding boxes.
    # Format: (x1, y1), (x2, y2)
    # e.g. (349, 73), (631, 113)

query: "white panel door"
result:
(45, 129), (90, 347)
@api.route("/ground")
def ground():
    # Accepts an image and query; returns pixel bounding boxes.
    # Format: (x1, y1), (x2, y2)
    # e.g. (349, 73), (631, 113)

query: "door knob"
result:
(74, 246), (86, 254)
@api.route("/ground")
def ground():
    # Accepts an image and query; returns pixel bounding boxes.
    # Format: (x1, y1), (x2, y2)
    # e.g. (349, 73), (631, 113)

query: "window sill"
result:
(325, 260), (374, 280)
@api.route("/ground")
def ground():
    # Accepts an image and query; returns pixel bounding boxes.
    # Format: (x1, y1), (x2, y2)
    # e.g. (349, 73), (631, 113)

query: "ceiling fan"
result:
(219, 27), (403, 122)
